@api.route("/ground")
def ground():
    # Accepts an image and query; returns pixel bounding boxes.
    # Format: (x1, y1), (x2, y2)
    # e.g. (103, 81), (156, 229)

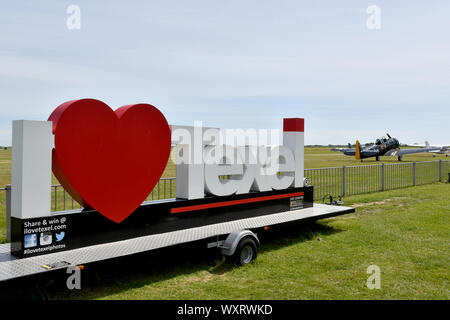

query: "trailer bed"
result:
(0, 203), (354, 282)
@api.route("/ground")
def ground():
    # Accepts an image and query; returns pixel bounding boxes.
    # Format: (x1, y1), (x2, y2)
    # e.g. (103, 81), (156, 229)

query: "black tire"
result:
(233, 237), (258, 266)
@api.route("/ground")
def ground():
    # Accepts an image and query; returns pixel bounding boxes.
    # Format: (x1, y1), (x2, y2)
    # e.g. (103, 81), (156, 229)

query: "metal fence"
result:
(48, 177), (177, 212)
(305, 160), (449, 201)
(0, 160), (448, 216)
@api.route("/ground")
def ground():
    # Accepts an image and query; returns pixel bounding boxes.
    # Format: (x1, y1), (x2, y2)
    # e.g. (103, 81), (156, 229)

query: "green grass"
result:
(3, 182), (447, 300)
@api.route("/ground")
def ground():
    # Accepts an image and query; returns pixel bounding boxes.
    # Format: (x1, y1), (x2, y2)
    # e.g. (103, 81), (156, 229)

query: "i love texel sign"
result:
(12, 98), (304, 223)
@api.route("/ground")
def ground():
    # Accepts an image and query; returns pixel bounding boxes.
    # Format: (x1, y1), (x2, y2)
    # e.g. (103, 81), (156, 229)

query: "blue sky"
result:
(0, 0), (449, 145)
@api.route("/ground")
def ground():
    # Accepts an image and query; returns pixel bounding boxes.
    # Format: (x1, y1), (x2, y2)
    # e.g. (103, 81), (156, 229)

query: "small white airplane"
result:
(410, 142), (449, 157)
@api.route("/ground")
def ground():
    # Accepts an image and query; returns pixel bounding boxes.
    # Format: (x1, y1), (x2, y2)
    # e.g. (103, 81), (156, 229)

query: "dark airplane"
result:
(332, 134), (440, 161)
(343, 134), (399, 161)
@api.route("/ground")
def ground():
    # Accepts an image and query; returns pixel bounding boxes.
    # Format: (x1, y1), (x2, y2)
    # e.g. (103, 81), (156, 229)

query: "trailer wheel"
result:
(233, 237), (257, 266)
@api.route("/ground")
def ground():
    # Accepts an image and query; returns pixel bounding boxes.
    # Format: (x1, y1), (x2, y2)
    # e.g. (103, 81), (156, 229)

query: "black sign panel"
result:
(11, 186), (313, 258)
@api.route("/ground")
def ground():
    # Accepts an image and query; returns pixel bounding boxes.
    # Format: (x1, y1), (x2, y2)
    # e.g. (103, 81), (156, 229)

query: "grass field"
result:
(1, 182), (448, 299)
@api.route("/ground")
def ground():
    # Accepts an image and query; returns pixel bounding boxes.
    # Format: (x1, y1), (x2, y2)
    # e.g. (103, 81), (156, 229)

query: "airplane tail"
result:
(425, 141), (430, 148)
(355, 140), (361, 160)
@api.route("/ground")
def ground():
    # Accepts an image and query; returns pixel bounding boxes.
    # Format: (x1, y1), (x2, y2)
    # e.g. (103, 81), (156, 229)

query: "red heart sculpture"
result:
(49, 99), (171, 223)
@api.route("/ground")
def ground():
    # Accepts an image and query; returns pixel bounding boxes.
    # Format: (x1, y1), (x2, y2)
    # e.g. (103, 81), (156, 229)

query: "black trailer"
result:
(1, 186), (354, 283)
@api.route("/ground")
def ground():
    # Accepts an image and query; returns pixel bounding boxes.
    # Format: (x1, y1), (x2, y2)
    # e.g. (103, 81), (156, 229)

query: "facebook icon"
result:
(24, 234), (38, 248)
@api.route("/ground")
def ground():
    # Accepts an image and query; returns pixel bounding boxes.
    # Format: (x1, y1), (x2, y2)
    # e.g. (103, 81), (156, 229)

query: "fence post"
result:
(342, 165), (346, 196)
(439, 160), (442, 182)
(413, 162), (416, 186)
(381, 163), (385, 191)
(6, 184), (11, 242)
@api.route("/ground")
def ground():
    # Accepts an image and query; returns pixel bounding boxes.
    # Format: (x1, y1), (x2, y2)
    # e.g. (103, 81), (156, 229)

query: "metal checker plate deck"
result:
(0, 203), (353, 281)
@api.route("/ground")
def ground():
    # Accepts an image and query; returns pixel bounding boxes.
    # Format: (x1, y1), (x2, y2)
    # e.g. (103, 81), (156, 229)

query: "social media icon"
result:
(40, 232), (52, 246)
(24, 234), (37, 248)
(55, 231), (65, 242)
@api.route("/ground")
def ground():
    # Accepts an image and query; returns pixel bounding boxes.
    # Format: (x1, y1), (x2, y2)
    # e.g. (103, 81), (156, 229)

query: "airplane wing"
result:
(388, 147), (441, 156)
